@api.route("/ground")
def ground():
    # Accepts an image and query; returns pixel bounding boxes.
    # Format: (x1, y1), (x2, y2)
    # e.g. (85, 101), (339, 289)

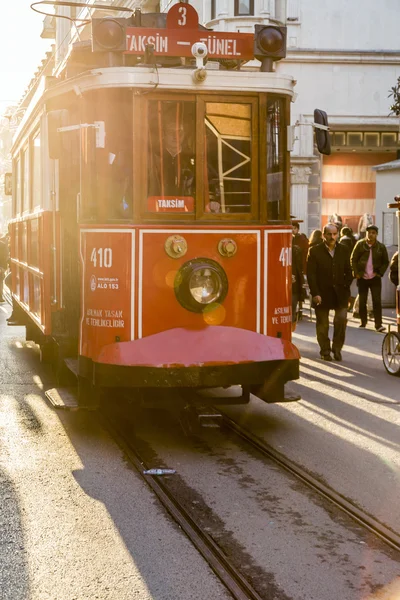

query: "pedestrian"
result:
(292, 220), (309, 272)
(291, 242), (304, 331)
(308, 229), (323, 248)
(350, 225), (389, 332)
(339, 226), (356, 251)
(389, 251), (398, 286)
(307, 224), (353, 361)
(357, 212), (373, 239)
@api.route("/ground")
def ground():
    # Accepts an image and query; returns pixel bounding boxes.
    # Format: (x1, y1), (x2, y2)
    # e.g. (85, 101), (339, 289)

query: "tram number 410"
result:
(90, 247), (113, 268)
(279, 247), (292, 267)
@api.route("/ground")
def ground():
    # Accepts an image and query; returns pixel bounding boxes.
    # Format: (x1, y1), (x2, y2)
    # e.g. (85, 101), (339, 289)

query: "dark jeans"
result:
(292, 293), (299, 323)
(357, 276), (382, 328)
(315, 306), (348, 355)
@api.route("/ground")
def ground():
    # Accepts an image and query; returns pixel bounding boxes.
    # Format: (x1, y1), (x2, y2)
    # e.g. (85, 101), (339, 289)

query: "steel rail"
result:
(220, 414), (400, 554)
(100, 412), (264, 600)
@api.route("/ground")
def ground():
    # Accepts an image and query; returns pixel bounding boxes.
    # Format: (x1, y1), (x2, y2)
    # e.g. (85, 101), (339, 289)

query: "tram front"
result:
(24, 2), (301, 407)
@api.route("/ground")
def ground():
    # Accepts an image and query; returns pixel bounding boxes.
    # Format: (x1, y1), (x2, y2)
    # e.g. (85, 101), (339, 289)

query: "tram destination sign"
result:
(125, 3), (254, 61)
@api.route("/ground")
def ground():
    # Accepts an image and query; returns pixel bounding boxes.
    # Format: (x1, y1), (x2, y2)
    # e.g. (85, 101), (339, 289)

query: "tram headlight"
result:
(189, 267), (221, 305)
(175, 259), (228, 313)
(254, 25), (286, 61)
(92, 18), (127, 52)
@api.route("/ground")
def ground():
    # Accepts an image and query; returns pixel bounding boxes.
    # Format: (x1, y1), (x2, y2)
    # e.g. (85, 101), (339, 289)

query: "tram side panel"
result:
(80, 229), (134, 362)
(264, 230), (292, 340)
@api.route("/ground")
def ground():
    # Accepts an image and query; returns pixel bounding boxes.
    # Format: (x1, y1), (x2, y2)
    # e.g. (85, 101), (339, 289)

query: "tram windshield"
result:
(204, 102), (252, 214)
(75, 90), (287, 223)
(145, 98), (255, 217)
(147, 100), (196, 211)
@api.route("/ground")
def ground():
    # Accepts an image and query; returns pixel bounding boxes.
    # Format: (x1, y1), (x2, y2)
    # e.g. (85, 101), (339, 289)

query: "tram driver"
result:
(148, 101), (196, 201)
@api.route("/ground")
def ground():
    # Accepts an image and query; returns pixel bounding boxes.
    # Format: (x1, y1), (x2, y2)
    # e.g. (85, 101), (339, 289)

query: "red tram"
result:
(7, 3), (300, 407)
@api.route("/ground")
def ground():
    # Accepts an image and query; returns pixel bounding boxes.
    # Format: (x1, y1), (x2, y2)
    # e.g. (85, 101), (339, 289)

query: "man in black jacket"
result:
(307, 224), (353, 361)
(389, 251), (398, 287)
(350, 225), (389, 332)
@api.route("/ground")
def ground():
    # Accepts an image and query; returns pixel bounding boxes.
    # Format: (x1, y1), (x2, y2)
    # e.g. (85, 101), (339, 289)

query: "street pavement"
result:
(0, 299), (398, 599)
(0, 303), (232, 600)
(223, 307), (400, 536)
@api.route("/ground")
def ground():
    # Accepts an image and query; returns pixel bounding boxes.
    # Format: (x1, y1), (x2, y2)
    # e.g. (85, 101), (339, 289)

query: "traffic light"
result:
(314, 109), (331, 155)
(254, 25), (286, 70)
(92, 18), (127, 52)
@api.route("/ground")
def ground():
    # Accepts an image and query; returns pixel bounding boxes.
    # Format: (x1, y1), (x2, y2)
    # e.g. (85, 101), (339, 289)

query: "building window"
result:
(234, 0), (254, 16)
(330, 130), (399, 150)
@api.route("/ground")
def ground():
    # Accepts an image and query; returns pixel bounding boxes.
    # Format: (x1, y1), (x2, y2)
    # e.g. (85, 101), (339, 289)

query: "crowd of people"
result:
(292, 215), (396, 362)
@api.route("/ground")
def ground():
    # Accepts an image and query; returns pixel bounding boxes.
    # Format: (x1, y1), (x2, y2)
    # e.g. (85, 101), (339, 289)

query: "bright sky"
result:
(0, 0), (52, 112)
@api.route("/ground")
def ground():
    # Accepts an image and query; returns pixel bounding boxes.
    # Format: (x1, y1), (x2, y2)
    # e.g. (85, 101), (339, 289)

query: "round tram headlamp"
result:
(175, 258), (228, 313)
(92, 18), (127, 52)
(189, 267), (222, 305)
(254, 25), (287, 62)
(258, 27), (285, 54)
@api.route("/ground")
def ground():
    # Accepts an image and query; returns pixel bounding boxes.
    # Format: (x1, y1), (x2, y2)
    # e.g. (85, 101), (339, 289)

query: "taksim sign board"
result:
(125, 3), (254, 61)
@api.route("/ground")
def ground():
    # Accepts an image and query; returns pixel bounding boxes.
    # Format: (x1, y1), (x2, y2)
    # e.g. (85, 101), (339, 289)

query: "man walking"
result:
(351, 225), (389, 332)
(307, 224), (353, 361)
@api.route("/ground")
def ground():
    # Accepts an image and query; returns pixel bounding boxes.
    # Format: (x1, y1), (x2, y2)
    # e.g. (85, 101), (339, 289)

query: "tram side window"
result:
(147, 100), (196, 213)
(32, 132), (41, 210)
(266, 98), (285, 222)
(205, 102), (252, 214)
(22, 147), (29, 213)
(14, 157), (22, 216)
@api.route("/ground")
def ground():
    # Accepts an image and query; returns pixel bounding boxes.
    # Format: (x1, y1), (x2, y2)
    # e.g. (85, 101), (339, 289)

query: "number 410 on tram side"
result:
(7, 2), (300, 408)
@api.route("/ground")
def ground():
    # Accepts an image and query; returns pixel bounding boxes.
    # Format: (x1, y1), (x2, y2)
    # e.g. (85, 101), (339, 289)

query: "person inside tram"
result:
(148, 101), (195, 200)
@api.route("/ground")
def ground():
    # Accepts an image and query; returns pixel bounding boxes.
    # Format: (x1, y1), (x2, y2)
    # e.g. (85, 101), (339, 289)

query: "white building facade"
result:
(202, 0), (400, 236)
(45, 0), (400, 237)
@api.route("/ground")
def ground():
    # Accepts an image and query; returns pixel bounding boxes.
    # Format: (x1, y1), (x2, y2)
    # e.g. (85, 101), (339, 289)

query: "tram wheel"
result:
(382, 331), (400, 376)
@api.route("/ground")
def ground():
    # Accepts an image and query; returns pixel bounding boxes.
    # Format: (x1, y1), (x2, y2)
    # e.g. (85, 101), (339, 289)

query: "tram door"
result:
(56, 124), (81, 342)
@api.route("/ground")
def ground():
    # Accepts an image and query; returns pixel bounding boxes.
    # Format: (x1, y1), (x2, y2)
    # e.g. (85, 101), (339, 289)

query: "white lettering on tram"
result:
(127, 33), (168, 53)
(199, 37), (240, 57)
(157, 199), (186, 208)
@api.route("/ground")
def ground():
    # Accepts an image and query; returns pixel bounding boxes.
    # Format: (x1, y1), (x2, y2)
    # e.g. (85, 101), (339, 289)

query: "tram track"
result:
(100, 409), (265, 600)
(99, 400), (400, 600)
(217, 411), (400, 554)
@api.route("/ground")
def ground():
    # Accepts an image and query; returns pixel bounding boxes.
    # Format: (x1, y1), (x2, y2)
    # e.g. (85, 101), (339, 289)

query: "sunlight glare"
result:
(300, 364), (392, 402)
(32, 375), (44, 390)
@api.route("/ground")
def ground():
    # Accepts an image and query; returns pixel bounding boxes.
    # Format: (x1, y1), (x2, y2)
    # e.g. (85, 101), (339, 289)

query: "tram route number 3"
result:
(279, 247), (292, 267)
(178, 6), (187, 26)
(90, 247), (113, 268)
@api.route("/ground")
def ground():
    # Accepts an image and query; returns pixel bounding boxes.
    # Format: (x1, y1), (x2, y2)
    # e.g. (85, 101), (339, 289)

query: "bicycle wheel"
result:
(382, 331), (400, 376)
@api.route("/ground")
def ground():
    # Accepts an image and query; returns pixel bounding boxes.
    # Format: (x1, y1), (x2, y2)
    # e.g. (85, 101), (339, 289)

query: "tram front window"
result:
(204, 102), (252, 214)
(147, 100), (196, 212)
